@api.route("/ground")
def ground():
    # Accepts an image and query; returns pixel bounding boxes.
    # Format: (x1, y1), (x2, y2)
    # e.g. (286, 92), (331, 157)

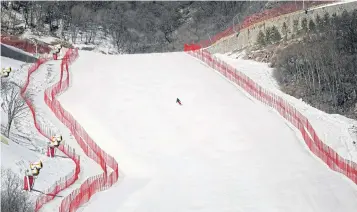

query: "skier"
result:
(176, 98), (182, 105)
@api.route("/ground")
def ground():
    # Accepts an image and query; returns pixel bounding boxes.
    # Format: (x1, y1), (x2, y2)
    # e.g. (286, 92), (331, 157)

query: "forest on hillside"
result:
(272, 9), (357, 119)
(1, 1), (278, 53)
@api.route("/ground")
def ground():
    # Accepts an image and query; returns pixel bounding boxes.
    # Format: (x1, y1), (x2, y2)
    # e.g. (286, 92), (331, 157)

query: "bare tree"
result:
(1, 81), (28, 138)
(69, 5), (92, 43)
(1, 168), (34, 212)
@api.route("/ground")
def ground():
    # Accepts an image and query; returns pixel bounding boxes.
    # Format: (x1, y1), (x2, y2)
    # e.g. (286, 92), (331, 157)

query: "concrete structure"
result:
(1, 44), (37, 63)
(207, 1), (357, 54)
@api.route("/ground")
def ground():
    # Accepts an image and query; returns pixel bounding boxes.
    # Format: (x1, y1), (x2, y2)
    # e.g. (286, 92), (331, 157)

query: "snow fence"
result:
(19, 52), (80, 211)
(186, 49), (357, 185)
(20, 48), (119, 211)
(44, 49), (119, 212)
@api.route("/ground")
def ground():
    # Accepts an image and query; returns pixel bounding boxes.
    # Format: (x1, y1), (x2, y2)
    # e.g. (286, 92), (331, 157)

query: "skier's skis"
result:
(31, 188), (63, 198)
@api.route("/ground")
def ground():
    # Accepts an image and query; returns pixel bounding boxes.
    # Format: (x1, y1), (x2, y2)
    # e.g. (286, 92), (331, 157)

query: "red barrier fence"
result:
(20, 47), (119, 211)
(1, 35), (51, 54)
(186, 49), (357, 184)
(196, 1), (337, 49)
(43, 49), (119, 211)
(19, 52), (80, 211)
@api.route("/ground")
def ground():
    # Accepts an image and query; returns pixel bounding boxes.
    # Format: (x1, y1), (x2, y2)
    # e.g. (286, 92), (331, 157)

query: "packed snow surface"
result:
(59, 51), (357, 212)
(215, 52), (357, 164)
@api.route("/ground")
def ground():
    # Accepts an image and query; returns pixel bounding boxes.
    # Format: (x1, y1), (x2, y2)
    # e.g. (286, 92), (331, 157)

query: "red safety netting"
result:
(191, 1), (337, 49)
(43, 49), (119, 212)
(1, 35), (51, 54)
(19, 47), (119, 211)
(19, 53), (80, 211)
(186, 49), (357, 185)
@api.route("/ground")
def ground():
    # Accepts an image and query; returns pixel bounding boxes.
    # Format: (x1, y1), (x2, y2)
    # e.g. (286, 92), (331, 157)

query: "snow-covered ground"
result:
(21, 29), (61, 45)
(57, 50), (357, 212)
(21, 27), (119, 55)
(1, 56), (75, 203)
(29, 50), (103, 212)
(215, 52), (357, 164)
(1, 55), (27, 71)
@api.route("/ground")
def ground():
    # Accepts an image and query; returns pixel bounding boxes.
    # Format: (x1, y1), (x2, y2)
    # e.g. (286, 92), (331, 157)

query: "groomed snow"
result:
(58, 51), (357, 212)
(215, 53), (357, 164)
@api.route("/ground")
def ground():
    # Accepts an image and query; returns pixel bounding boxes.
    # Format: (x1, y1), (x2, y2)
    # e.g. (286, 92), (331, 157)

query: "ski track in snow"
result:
(57, 50), (357, 212)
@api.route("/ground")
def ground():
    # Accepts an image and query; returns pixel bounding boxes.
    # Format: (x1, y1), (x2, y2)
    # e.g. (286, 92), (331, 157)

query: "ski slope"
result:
(59, 51), (357, 212)
(215, 52), (357, 164)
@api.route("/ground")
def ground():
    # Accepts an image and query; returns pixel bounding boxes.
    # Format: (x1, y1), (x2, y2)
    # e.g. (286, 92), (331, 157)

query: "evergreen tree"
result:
(308, 19), (316, 32)
(265, 27), (272, 44)
(331, 13), (339, 28)
(270, 25), (282, 43)
(301, 18), (308, 34)
(282, 22), (288, 41)
(256, 30), (266, 46)
(292, 19), (299, 36)
(316, 14), (323, 31)
(323, 12), (330, 28)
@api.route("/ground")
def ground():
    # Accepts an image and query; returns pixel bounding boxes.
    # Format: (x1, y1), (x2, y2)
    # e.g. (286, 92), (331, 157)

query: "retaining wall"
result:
(207, 1), (357, 54)
(1, 35), (51, 55)
(1, 43), (37, 63)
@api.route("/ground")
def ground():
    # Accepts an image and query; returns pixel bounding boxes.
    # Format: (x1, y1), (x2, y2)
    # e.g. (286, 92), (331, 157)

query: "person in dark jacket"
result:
(176, 98), (182, 105)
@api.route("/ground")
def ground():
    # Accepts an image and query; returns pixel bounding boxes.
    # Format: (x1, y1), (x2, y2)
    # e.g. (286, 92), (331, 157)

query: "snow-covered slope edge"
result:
(187, 49), (357, 185)
(216, 52), (357, 164)
(42, 48), (119, 211)
(1, 49), (76, 211)
(18, 52), (81, 211)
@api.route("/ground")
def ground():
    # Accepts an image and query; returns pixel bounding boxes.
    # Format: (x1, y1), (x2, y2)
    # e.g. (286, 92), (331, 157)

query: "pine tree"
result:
(293, 19), (299, 36)
(351, 10), (357, 53)
(256, 30), (266, 46)
(331, 13), (338, 28)
(265, 27), (272, 44)
(340, 10), (350, 30)
(270, 25), (282, 43)
(316, 14), (323, 31)
(282, 22), (288, 41)
(323, 12), (330, 28)
(301, 18), (308, 34)
(308, 19), (316, 33)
